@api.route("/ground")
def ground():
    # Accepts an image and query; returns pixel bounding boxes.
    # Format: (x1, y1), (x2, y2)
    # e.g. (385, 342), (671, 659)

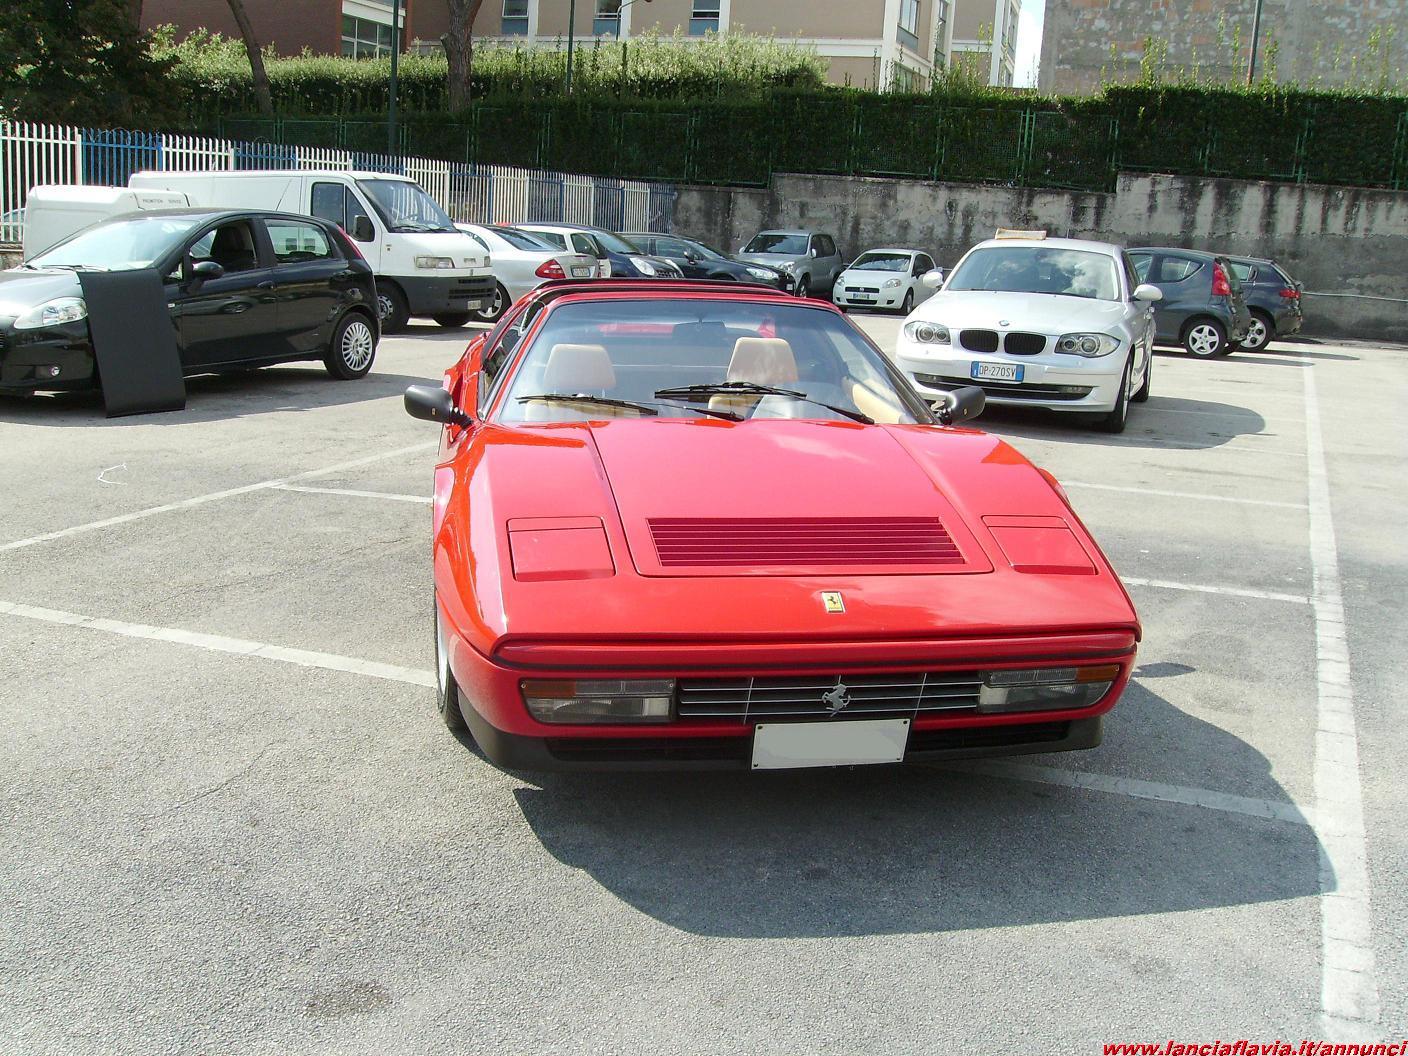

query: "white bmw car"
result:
(894, 235), (1162, 433)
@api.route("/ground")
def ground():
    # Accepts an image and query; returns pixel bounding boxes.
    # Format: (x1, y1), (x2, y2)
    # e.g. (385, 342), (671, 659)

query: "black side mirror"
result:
(189, 259), (224, 286)
(352, 214), (375, 242)
(934, 386), (985, 426)
(404, 384), (472, 428)
(683, 249), (701, 262)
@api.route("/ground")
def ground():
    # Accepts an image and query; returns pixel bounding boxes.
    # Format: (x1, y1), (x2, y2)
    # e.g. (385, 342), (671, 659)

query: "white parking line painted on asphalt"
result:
(944, 759), (1316, 827)
(1063, 480), (1307, 509)
(1303, 367), (1381, 1041)
(271, 484), (432, 504)
(0, 441), (439, 554)
(1121, 577), (1310, 605)
(0, 600), (436, 688)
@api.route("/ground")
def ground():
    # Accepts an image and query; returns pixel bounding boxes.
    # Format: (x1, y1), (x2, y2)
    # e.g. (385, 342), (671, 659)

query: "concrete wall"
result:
(673, 171), (1408, 341)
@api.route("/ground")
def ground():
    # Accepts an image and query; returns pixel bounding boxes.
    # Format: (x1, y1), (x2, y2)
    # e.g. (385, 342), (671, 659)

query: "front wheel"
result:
(323, 313), (377, 380)
(433, 313), (472, 329)
(1183, 318), (1230, 358)
(1240, 312), (1273, 352)
(435, 597), (469, 736)
(375, 283), (409, 335)
(1096, 357), (1132, 433)
(899, 289), (914, 315)
(1131, 348), (1152, 403)
(794, 275), (809, 299)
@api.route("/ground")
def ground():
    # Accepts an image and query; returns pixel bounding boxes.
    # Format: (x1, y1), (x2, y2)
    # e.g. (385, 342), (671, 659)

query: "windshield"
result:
(744, 233), (808, 255)
(491, 226), (556, 251)
(948, 246), (1120, 301)
(29, 215), (204, 271)
(357, 178), (456, 233)
(850, 252), (910, 272)
(592, 230), (642, 255)
(496, 298), (924, 425)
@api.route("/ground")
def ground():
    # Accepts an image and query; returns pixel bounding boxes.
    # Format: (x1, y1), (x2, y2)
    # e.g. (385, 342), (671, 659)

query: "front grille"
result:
(648, 517), (963, 567)
(847, 286), (880, 295)
(677, 671), (983, 722)
(913, 374), (1092, 402)
(907, 721), (1070, 753)
(1003, 332), (1046, 355)
(960, 329), (999, 353)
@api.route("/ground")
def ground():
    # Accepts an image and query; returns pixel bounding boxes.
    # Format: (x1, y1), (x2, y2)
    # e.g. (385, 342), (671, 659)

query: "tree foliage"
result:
(0, 0), (176, 124)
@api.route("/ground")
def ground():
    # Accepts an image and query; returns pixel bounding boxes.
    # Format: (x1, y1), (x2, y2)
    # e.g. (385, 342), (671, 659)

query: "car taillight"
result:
(1280, 287), (1300, 300)
(339, 228), (366, 261)
(1211, 262), (1231, 297)
(535, 258), (566, 279)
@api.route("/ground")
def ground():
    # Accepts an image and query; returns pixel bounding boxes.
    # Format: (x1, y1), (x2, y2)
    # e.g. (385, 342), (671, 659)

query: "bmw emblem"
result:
(999, 319), (1010, 327)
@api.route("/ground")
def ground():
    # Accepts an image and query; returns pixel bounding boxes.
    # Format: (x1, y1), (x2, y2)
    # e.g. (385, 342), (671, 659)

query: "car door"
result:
(811, 234), (841, 288)
(1120, 251), (1154, 376)
(167, 217), (281, 369)
(912, 253), (937, 304)
(264, 217), (353, 355)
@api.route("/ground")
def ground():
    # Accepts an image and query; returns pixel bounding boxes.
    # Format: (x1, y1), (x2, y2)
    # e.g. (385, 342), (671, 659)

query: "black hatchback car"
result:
(620, 232), (794, 291)
(0, 208), (380, 395)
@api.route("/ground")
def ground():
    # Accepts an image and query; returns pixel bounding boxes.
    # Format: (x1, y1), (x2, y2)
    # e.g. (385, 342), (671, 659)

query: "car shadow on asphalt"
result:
(972, 394), (1271, 450)
(509, 682), (1322, 938)
(0, 367), (437, 427)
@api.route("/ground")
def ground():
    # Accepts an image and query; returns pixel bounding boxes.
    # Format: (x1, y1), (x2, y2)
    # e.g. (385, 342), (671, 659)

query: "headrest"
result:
(726, 337), (798, 386)
(542, 343), (615, 393)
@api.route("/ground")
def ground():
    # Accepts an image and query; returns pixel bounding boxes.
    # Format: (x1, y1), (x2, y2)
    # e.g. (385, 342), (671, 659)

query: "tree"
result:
(442, 0), (486, 113)
(0, 0), (175, 125)
(223, 0), (274, 115)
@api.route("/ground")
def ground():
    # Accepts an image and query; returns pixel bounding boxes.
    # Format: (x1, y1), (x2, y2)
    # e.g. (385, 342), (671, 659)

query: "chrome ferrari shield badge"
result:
(821, 591), (845, 614)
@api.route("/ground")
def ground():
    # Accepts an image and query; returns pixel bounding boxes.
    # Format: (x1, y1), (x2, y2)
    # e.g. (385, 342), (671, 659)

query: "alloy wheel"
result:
(1243, 317), (1270, 350)
(1187, 323), (1222, 357)
(341, 319), (375, 371)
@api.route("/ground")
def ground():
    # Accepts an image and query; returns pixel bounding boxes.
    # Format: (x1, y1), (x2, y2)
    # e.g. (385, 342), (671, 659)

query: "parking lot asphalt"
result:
(2, 316), (1405, 1054)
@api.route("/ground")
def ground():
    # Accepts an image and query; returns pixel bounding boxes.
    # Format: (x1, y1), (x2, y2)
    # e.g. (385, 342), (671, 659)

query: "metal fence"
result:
(0, 120), (678, 247)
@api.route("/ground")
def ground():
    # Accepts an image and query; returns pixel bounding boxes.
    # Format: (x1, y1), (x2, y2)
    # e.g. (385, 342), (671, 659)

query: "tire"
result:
(1131, 348), (1152, 403)
(795, 275), (809, 299)
(435, 595), (469, 736)
(433, 313), (472, 329)
(1182, 317), (1230, 358)
(375, 283), (409, 334)
(1096, 357), (1132, 433)
(323, 312), (377, 380)
(900, 289), (914, 315)
(472, 282), (509, 324)
(1240, 311), (1274, 352)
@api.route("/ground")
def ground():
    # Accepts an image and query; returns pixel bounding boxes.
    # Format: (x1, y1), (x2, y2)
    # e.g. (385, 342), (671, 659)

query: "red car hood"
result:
(438, 420), (1140, 654)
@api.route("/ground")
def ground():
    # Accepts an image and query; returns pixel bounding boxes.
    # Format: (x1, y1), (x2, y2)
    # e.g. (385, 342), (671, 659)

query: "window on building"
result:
(594, 0), (621, 36)
(502, 0), (528, 36)
(897, 0), (920, 51)
(690, 0), (720, 36)
(893, 64), (919, 92)
(341, 13), (395, 58)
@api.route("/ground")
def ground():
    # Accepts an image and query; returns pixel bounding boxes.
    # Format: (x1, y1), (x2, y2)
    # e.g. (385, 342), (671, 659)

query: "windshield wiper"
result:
(516, 393), (743, 422)
(653, 381), (875, 425)
(393, 222), (453, 233)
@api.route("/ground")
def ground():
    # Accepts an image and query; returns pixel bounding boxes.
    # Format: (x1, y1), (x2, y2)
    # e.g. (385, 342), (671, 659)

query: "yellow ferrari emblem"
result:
(821, 591), (846, 614)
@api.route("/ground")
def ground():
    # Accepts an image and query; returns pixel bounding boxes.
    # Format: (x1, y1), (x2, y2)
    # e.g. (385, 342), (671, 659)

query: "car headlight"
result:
(903, 320), (950, 344)
(415, 256), (455, 270)
(977, 665), (1120, 713)
(746, 266), (775, 281)
(629, 256), (658, 277)
(883, 278), (903, 288)
(1056, 333), (1120, 357)
(522, 679), (675, 724)
(780, 260), (798, 272)
(13, 296), (88, 330)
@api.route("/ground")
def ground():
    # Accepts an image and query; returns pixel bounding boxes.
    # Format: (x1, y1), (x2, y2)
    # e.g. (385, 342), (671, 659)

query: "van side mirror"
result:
(404, 384), (472, 428)
(1133, 283), (1163, 302)
(921, 268), (945, 289)
(934, 385), (985, 426)
(189, 259), (224, 287)
(352, 215), (375, 242)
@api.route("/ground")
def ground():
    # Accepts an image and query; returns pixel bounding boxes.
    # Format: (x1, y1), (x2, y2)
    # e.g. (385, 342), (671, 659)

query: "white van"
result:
(127, 169), (493, 332)
(21, 185), (191, 259)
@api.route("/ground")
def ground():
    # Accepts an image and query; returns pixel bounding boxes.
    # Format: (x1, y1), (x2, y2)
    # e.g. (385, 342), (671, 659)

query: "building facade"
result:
(949, 0), (1021, 87)
(143, 0), (984, 91)
(1038, 0), (1408, 96)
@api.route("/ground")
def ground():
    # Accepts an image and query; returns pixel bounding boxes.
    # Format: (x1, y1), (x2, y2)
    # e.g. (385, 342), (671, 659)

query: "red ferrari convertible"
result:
(405, 280), (1140, 771)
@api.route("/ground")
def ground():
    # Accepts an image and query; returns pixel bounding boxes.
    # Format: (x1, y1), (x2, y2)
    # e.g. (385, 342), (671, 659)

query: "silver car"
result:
(737, 230), (844, 299)
(456, 223), (598, 322)
(893, 235), (1162, 434)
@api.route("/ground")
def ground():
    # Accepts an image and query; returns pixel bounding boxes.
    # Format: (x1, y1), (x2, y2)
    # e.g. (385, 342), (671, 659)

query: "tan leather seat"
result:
(709, 336), (798, 417)
(848, 378), (906, 424)
(523, 343), (616, 422)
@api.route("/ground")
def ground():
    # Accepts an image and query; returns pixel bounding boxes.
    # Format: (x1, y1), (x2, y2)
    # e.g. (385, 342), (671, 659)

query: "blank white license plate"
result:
(972, 361), (1022, 382)
(752, 718), (910, 770)
(571, 267), (592, 277)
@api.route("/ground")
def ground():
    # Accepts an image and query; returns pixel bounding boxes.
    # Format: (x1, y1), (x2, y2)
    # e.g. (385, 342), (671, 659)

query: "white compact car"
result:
(832, 247), (939, 314)
(893, 235), (1162, 433)
(456, 223), (599, 322)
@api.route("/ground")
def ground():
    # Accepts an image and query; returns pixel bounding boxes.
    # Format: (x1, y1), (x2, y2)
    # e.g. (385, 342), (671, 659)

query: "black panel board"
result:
(78, 270), (185, 417)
